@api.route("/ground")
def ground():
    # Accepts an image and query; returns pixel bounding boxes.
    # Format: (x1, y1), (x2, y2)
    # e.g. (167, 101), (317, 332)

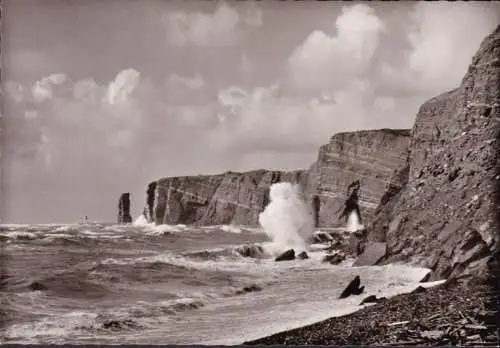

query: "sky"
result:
(2, 0), (500, 223)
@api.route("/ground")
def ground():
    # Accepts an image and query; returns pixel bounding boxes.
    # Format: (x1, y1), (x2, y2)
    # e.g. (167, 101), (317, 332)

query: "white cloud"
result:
(165, 3), (240, 46)
(3, 81), (26, 103)
(167, 72), (205, 90)
(381, 2), (499, 95)
(73, 78), (101, 101)
(106, 69), (141, 105)
(164, 2), (262, 47)
(243, 2), (263, 27)
(211, 79), (382, 153)
(374, 96), (396, 112)
(24, 110), (38, 120)
(408, 3), (498, 91)
(32, 73), (69, 102)
(288, 4), (384, 92)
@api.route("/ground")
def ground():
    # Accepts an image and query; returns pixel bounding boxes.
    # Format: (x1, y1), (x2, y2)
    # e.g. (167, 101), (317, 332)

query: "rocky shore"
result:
(245, 278), (499, 346)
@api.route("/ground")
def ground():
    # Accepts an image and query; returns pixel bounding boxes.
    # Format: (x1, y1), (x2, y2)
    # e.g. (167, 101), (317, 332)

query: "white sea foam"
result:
(346, 211), (365, 232)
(133, 214), (149, 227)
(258, 183), (313, 255)
(220, 225), (242, 234)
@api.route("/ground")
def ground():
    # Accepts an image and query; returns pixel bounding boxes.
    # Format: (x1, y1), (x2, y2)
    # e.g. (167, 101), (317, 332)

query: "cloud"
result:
(212, 79), (385, 154)
(380, 2), (499, 95)
(167, 72), (205, 90)
(3, 81), (26, 103)
(164, 2), (262, 47)
(287, 4), (384, 92)
(106, 69), (141, 105)
(32, 73), (69, 102)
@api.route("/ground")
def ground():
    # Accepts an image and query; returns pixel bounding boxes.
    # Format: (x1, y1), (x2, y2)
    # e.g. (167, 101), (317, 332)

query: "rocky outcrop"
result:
(353, 242), (387, 267)
(275, 249), (296, 262)
(147, 170), (307, 226)
(369, 25), (500, 281)
(144, 130), (411, 227)
(117, 193), (132, 224)
(339, 275), (365, 299)
(304, 129), (411, 227)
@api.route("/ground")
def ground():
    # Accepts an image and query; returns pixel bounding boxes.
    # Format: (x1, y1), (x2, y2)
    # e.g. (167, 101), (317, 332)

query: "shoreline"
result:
(244, 278), (499, 346)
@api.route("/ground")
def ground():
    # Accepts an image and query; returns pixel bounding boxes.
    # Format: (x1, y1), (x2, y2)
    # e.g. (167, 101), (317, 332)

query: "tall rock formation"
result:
(117, 192), (132, 224)
(304, 129), (411, 227)
(369, 25), (500, 281)
(147, 170), (306, 226)
(143, 129), (411, 227)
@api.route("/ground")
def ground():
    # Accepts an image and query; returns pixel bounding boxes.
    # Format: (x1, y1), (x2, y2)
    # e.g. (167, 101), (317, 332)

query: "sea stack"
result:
(118, 192), (132, 224)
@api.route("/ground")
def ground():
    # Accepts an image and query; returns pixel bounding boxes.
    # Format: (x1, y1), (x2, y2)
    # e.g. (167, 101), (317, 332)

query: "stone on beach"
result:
(275, 249), (295, 262)
(339, 275), (365, 299)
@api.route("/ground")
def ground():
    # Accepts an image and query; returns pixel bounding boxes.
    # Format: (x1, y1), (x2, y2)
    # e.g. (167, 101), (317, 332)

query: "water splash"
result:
(258, 183), (313, 255)
(346, 211), (364, 232)
(133, 214), (149, 227)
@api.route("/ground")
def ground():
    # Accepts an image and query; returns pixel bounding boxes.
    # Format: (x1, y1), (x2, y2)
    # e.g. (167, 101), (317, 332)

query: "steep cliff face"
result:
(370, 25), (500, 281)
(303, 129), (411, 227)
(149, 170), (307, 226)
(144, 128), (411, 227)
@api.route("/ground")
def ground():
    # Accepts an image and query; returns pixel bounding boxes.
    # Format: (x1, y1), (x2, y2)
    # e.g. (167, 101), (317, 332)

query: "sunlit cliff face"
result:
(2, 0), (499, 223)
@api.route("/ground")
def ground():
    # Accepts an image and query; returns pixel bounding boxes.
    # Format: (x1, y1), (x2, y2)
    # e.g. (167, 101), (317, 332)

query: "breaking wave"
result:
(258, 183), (313, 255)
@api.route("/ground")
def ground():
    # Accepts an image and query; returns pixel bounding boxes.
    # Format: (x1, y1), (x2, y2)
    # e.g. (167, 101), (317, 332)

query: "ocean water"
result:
(0, 222), (442, 344)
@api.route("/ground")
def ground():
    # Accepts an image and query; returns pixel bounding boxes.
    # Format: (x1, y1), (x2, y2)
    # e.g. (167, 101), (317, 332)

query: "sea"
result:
(0, 183), (444, 344)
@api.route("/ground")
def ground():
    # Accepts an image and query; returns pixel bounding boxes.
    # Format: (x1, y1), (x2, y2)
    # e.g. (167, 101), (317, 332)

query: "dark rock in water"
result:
(118, 193), (132, 224)
(101, 319), (138, 330)
(297, 251), (309, 260)
(359, 295), (384, 305)
(353, 242), (387, 267)
(339, 275), (365, 299)
(28, 281), (48, 291)
(275, 249), (295, 262)
(236, 284), (263, 295)
(322, 252), (346, 265)
(235, 245), (264, 258)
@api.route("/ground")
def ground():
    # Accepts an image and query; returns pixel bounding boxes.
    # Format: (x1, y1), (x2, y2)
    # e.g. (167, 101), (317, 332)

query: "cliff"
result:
(369, 24), (500, 281)
(303, 129), (411, 227)
(143, 128), (411, 227)
(147, 170), (307, 226)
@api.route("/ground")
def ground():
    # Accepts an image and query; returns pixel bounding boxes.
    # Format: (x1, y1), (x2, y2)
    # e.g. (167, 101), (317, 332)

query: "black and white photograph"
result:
(1, 0), (499, 345)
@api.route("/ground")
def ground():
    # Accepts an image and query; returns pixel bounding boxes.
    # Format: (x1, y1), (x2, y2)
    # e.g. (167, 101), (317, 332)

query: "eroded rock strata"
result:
(145, 129), (411, 227)
(369, 24), (500, 281)
(148, 170), (307, 226)
(142, 26), (499, 285)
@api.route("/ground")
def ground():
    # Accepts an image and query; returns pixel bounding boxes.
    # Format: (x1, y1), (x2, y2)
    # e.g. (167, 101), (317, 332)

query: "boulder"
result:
(353, 242), (387, 267)
(235, 284), (262, 295)
(235, 245), (265, 258)
(322, 252), (346, 265)
(28, 281), (48, 291)
(359, 295), (385, 305)
(275, 249), (295, 262)
(297, 251), (309, 260)
(339, 275), (365, 299)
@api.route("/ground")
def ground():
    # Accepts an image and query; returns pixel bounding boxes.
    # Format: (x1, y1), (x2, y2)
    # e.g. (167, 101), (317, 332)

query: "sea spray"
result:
(258, 183), (313, 255)
(346, 211), (364, 232)
(133, 214), (149, 227)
